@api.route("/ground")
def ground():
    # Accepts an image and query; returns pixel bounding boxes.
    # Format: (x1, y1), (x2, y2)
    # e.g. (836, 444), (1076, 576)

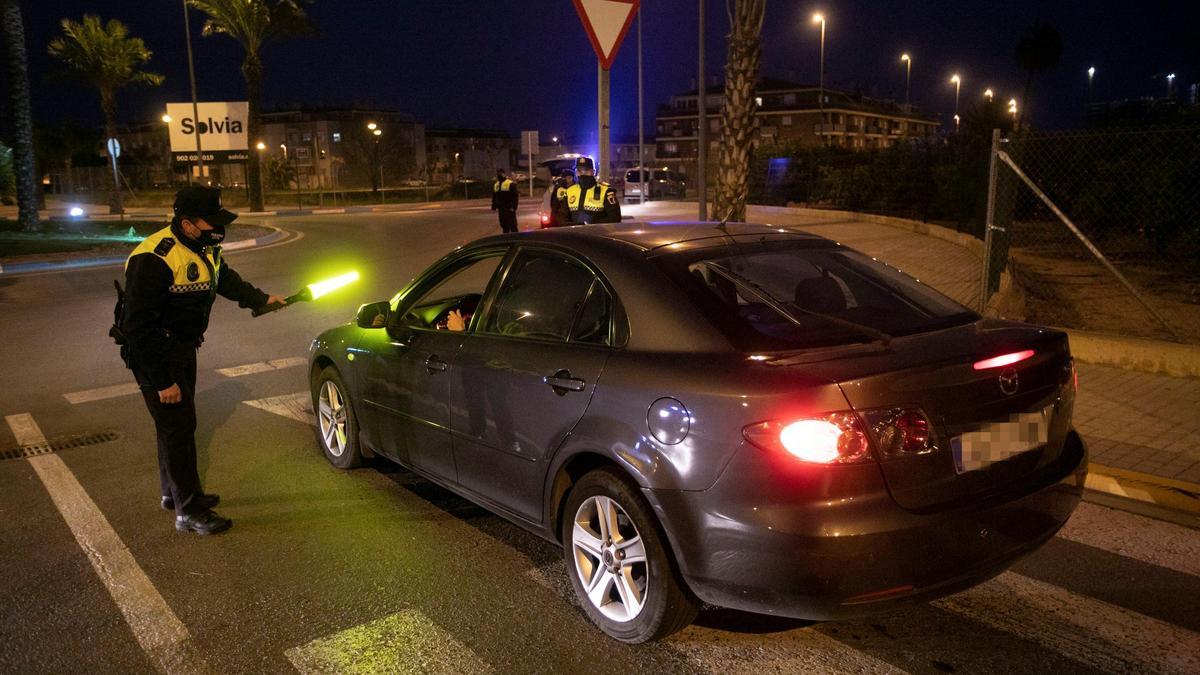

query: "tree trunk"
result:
(1017, 70), (1034, 132)
(244, 53), (264, 211)
(711, 0), (765, 223)
(0, 0), (39, 231)
(101, 88), (124, 214)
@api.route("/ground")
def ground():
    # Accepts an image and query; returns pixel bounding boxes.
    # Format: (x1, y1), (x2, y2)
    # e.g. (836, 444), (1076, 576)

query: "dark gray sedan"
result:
(307, 222), (1086, 643)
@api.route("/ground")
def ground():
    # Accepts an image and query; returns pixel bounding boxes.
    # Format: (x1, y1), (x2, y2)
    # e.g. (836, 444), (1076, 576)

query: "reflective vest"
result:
(493, 178), (514, 193)
(565, 182), (612, 215)
(125, 226), (220, 295)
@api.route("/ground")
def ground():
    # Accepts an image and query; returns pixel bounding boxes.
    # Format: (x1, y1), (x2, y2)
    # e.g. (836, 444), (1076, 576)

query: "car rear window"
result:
(656, 243), (977, 351)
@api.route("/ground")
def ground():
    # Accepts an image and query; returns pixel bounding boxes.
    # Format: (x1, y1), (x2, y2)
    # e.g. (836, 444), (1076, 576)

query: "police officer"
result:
(122, 186), (285, 535)
(544, 167), (574, 228)
(491, 168), (519, 233)
(561, 156), (621, 224)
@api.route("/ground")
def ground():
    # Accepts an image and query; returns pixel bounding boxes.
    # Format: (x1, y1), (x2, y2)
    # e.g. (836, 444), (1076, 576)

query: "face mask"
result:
(196, 224), (225, 246)
(578, 175), (596, 189)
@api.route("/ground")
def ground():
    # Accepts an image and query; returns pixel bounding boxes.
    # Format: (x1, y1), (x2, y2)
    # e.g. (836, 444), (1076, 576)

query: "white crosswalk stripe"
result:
(216, 356), (307, 378)
(1059, 501), (1200, 577)
(63, 382), (142, 404)
(242, 391), (316, 425)
(934, 571), (1200, 673)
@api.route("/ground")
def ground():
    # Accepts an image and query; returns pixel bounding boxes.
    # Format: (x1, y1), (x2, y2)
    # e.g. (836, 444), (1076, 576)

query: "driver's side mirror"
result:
(355, 300), (390, 329)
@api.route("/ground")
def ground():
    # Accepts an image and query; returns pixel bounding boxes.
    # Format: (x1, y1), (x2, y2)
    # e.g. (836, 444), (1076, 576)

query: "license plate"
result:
(952, 407), (1051, 474)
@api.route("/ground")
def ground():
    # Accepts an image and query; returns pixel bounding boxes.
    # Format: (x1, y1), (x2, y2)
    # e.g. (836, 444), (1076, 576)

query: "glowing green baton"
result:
(252, 270), (360, 317)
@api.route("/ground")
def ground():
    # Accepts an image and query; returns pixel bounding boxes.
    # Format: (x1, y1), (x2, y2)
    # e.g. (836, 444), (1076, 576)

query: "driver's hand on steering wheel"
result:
(446, 309), (467, 332)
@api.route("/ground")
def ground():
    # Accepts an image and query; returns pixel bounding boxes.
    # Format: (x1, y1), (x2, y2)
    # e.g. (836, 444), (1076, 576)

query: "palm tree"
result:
(1, 0), (40, 231)
(1014, 22), (1062, 131)
(49, 16), (164, 215)
(711, 0), (766, 222)
(188, 0), (314, 212)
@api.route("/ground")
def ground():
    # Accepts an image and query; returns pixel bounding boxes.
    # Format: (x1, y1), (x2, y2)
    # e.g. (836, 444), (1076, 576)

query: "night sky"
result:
(11, 1), (1198, 139)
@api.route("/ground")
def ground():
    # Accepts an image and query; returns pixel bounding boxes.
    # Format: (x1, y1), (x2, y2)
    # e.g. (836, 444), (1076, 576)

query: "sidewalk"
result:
(741, 204), (1200, 516)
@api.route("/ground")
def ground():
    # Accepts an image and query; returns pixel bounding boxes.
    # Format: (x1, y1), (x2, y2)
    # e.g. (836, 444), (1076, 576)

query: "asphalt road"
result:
(1, 202), (1198, 674)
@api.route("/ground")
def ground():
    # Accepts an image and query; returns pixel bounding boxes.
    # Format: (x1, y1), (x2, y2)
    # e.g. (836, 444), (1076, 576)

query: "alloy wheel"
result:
(571, 495), (650, 622)
(317, 380), (348, 457)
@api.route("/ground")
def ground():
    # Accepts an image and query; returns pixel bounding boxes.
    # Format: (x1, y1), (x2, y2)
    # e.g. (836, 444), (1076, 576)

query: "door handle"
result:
(424, 355), (447, 373)
(546, 369), (586, 394)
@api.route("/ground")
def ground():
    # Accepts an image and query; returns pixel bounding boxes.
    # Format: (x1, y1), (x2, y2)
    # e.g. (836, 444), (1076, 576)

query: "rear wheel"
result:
(562, 468), (698, 643)
(312, 366), (361, 469)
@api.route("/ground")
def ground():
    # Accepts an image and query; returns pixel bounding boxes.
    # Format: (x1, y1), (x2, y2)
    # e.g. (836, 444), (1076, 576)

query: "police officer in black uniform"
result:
(560, 156), (621, 224)
(122, 186), (284, 535)
(544, 166), (574, 228)
(491, 168), (519, 233)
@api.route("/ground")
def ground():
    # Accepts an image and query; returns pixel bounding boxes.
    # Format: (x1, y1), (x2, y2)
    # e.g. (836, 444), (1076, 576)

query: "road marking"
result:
(934, 571), (1200, 673)
(63, 382), (142, 404)
(242, 392), (316, 425)
(311, 208), (346, 214)
(1059, 501), (1200, 577)
(5, 413), (211, 674)
(216, 356), (307, 378)
(285, 609), (493, 674)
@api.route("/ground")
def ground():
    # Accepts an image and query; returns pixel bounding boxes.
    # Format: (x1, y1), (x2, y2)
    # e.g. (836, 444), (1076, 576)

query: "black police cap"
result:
(173, 185), (237, 227)
(574, 156), (595, 172)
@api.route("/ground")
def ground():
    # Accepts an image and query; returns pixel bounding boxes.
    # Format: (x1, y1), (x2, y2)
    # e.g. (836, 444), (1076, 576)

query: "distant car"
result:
(623, 168), (686, 203)
(307, 222), (1085, 643)
(401, 178), (427, 187)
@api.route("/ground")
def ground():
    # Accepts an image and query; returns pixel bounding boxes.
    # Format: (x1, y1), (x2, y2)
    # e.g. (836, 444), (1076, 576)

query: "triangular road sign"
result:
(572, 0), (639, 70)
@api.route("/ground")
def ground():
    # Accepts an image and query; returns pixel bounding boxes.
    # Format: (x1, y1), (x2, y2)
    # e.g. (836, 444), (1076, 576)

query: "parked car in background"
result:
(307, 222), (1086, 643)
(624, 167), (686, 203)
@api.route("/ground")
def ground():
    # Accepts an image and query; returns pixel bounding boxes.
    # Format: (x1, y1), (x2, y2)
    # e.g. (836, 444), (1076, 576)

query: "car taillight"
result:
(973, 349), (1034, 370)
(743, 413), (871, 464)
(860, 408), (938, 459)
(540, 213), (550, 224)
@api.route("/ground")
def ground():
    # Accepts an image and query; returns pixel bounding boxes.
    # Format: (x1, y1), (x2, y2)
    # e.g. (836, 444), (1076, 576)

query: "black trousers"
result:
(498, 208), (518, 233)
(134, 342), (203, 516)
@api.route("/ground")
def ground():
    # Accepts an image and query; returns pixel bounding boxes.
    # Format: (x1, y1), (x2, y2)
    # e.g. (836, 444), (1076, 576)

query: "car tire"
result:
(312, 366), (362, 469)
(562, 468), (698, 643)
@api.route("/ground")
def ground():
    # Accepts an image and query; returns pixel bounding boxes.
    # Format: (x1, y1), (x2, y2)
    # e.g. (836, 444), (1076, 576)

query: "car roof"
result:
(473, 221), (834, 253)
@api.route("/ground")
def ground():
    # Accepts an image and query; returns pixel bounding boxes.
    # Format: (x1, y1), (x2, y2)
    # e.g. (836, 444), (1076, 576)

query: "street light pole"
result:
(1166, 73), (1176, 99)
(697, 0), (707, 220)
(950, 73), (961, 133)
(638, 4), (645, 205)
(813, 13), (826, 118)
(255, 141), (266, 207)
(900, 53), (911, 111)
(181, 0), (203, 183)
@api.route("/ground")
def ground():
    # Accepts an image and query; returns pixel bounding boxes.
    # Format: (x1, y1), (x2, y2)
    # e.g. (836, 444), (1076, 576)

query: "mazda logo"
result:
(999, 368), (1019, 395)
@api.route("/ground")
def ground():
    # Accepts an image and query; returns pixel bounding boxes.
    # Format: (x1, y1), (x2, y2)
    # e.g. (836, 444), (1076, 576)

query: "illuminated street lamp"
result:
(369, 125), (384, 199)
(1008, 98), (1018, 124)
(950, 73), (962, 132)
(161, 113), (172, 124)
(1166, 73), (1176, 98)
(367, 121), (378, 131)
(812, 13), (826, 116)
(984, 88), (994, 101)
(900, 53), (912, 110)
(255, 141), (266, 204)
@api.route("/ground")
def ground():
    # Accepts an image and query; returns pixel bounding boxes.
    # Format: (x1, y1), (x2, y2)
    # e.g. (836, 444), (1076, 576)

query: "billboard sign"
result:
(166, 101), (249, 153)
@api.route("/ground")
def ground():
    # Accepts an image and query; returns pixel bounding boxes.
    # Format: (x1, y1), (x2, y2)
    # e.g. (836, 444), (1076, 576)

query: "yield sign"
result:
(572, 0), (639, 70)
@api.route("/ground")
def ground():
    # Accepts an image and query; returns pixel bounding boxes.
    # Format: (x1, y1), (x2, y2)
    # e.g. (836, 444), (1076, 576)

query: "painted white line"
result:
(311, 208), (346, 214)
(5, 413), (211, 674)
(934, 571), (1200, 673)
(216, 356), (306, 378)
(285, 609), (493, 674)
(242, 392), (316, 425)
(63, 382), (142, 404)
(1059, 501), (1200, 577)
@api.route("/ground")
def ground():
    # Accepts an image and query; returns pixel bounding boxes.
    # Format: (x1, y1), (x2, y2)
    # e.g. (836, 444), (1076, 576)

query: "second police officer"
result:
(561, 156), (621, 224)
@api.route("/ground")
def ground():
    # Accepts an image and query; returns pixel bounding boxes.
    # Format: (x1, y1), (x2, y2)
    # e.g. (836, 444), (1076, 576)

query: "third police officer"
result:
(491, 168), (519, 233)
(561, 156), (621, 224)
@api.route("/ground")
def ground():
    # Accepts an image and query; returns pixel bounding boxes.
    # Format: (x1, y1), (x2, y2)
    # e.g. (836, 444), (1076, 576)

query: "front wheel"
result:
(562, 468), (698, 643)
(312, 366), (362, 469)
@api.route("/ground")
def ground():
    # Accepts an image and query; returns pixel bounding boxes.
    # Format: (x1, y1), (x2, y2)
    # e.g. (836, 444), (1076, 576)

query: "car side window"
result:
(570, 280), (612, 345)
(400, 254), (504, 331)
(482, 251), (597, 342)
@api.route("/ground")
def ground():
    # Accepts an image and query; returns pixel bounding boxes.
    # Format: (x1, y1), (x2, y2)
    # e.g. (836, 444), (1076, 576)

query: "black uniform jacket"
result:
(122, 222), (268, 390)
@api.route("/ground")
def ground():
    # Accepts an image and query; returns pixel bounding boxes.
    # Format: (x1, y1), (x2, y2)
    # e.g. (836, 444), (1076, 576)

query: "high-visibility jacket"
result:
(564, 181), (621, 224)
(492, 178), (518, 210)
(122, 224), (267, 389)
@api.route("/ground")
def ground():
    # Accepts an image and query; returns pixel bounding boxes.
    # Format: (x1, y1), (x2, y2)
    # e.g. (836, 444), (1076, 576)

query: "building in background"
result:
(259, 107), (425, 190)
(656, 79), (939, 179)
(424, 128), (517, 182)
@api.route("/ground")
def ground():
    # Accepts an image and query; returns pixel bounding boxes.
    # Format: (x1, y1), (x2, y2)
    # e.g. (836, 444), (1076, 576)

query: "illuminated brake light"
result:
(743, 413), (871, 464)
(973, 349), (1034, 370)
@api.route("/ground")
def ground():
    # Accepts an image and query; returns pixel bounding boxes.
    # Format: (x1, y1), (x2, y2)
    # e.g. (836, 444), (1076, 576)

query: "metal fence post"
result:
(978, 128), (1001, 313)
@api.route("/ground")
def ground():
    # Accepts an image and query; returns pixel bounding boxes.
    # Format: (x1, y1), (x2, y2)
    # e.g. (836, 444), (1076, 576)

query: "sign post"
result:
(521, 130), (539, 197)
(572, 0), (639, 181)
(106, 137), (124, 221)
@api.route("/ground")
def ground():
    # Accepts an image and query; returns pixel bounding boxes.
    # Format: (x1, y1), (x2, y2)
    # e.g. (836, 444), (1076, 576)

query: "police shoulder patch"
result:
(606, 191), (617, 205)
(153, 237), (176, 257)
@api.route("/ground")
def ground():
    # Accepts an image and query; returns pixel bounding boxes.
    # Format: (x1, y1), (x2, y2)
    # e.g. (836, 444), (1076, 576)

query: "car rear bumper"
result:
(645, 430), (1087, 620)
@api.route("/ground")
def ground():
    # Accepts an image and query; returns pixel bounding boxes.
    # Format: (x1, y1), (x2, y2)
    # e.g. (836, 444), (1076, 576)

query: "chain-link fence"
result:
(983, 127), (1200, 343)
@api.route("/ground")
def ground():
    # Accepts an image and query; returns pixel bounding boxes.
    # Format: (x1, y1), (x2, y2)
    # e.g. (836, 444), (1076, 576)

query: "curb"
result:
(0, 225), (288, 275)
(1085, 463), (1200, 516)
(1064, 329), (1200, 379)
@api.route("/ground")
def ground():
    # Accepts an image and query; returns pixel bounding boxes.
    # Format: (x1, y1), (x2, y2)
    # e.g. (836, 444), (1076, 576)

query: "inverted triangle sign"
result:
(573, 0), (639, 70)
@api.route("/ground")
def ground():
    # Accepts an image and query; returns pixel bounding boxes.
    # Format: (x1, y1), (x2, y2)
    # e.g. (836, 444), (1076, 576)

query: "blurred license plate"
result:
(952, 407), (1051, 473)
